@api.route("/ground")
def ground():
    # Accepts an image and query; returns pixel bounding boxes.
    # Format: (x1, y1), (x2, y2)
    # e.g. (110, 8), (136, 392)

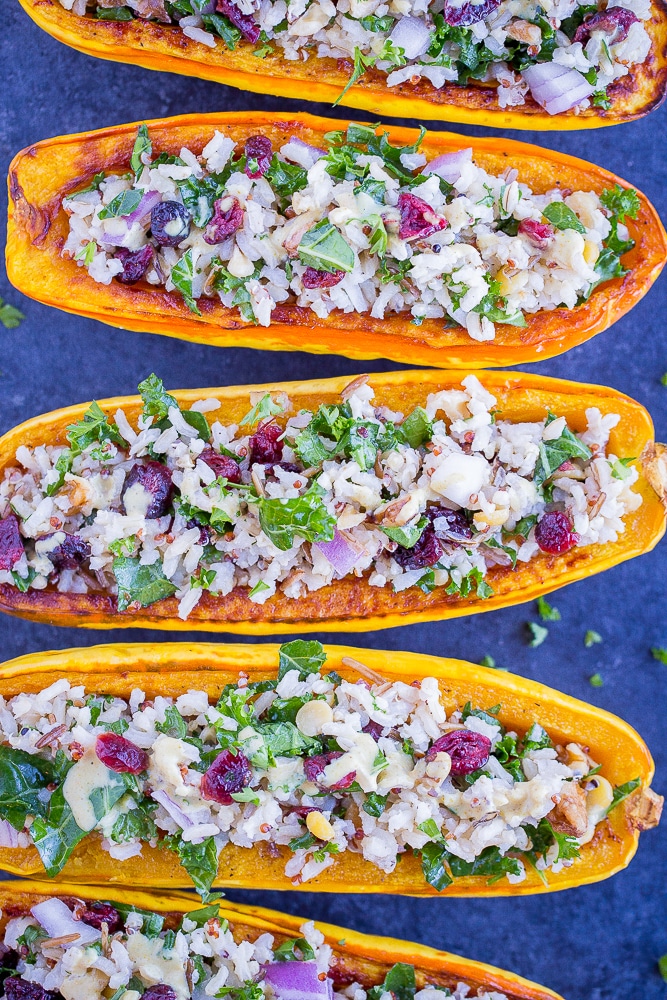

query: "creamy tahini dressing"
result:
(62, 750), (115, 831)
(122, 482), (152, 519)
(126, 933), (189, 999)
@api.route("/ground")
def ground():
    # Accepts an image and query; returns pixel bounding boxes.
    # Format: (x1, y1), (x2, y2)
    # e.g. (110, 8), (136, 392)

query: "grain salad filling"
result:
(0, 643), (639, 896)
(62, 123), (641, 338)
(56, 0), (653, 115)
(0, 374), (642, 620)
(0, 898), (511, 1000)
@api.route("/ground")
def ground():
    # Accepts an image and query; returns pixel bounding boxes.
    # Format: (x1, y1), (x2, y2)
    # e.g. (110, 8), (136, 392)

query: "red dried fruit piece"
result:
(115, 245), (154, 285)
(121, 461), (174, 519)
(442, 0), (501, 26)
(363, 720), (384, 739)
(302, 267), (346, 289)
(393, 517), (444, 571)
(96, 732), (149, 774)
(79, 901), (122, 932)
(426, 730), (491, 775)
(216, 0), (260, 41)
(427, 505), (473, 541)
(199, 446), (242, 483)
(0, 514), (24, 571)
(249, 420), (284, 466)
(574, 6), (638, 44)
(303, 751), (355, 790)
(201, 749), (252, 804)
(150, 201), (191, 248)
(43, 532), (91, 571)
(535, 510), (579, 554)
(518, 219), (555, 249)
(245, 135), (273, 179)
(4, 979), (55, 1000)
(143, 988), (178, 1000)
(398, 192), (448, 241)
(203, 197), (244, 246)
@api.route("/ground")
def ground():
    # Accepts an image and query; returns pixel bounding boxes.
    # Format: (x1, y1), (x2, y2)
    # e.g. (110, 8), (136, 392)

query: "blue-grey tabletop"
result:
(1, 6), (666, 999)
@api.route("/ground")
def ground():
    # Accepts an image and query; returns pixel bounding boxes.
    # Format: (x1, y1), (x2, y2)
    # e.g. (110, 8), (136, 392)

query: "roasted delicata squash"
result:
(0, 881), (566, 1000)
(16, 0), (667, 129)
(0, 643), (660, 897)
(6, 114), (667, 369)
(0, 369), (664, 633)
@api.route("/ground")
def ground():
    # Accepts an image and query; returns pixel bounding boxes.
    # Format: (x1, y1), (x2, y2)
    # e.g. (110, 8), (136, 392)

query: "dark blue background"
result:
(1, 8), (666, 996)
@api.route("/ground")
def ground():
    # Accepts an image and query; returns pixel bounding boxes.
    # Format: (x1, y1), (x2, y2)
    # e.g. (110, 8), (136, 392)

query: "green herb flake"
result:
(606, 777), (641, 815)
(113, 557), (177, 611)
(650, 646), (667, 664)
(657, 955), (667, 982)
(589, 673), (603, 688)
(584, 630), (602, 648)
(536, 596), (560, 622)
(131, 124), (152, 177)
(240, 393), (284, 427)
(98, 188), (143, 221)
(527, 622), (548, 648)
(542, 202), (586, 234)
(297, 220), (355, 274)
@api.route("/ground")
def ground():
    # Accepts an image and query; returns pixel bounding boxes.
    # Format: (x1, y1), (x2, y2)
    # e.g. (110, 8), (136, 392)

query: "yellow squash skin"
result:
(0, 642), (658, 896)
(0, 881), (564, 1000)
(0, 369), (664, 633)
(6, 112), (667, 369)
(15, 0), (667, 130)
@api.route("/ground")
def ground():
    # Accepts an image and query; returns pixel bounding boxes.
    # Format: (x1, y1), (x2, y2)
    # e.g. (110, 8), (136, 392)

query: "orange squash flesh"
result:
(0, 642), (658, 896)
(0, 369), (664, 633)
(6, 112), (667, 369)
(15, 0), (667, 130)
(0, 881), (564, 1000)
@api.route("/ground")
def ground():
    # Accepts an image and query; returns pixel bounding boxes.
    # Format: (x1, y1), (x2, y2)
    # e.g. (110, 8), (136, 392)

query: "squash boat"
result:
(6, 113), (667, 369)
(0, 642), (660, 897)
(0, 369), (664, 633)
(0, 881), (565, 1000)
(15, 0), (667, 130)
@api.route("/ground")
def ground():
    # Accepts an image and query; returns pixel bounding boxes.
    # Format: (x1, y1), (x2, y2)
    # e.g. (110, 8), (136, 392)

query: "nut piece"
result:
(306, 810), (335, 841)
(547, 781), (588, 837)
(627, 787), (664, 831)
(295, 699), (334, 737)
(641, 441), (667, 509)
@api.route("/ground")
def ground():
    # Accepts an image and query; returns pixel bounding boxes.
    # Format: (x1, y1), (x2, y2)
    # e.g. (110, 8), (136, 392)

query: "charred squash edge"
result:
(0, 368), (664, 633)
(6, 111), (667, 369)
(0, 879), (564, 1000)
(0, 642), (660, 896)
(15, 0), (667, 130)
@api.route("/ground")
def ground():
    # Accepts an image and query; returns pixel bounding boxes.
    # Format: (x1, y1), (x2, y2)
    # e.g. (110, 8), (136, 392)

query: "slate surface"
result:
(1, 7), (666, 997)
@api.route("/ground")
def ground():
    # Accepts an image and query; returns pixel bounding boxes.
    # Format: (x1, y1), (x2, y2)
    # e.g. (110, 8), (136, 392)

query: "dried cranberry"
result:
(573, 6), (638, 44)
(203, 197), (244, 246)
(143, 988), (177, 1000)
(427, 505), (473, 541)
(79, 901), (121, 932)
(215, 0), (260, 41)
(518, 219), (555, 249)
(363, 720), (384, 739)
(302, 267), (345, 289)
(115, 245), (154, 285)
(4, 979), (55, 1000)
(426, 730), (491, 775)
(121, 461), (174, 519)
(186, 518), (211, 545)
(96, 732), (149, 774)
(398, 192), (448, 241)
(201, 749), (252, 804)
(244, 135), (272, 179)
(43, 533), (91, 570)
(0, 514), (24, 571)
(270, 462), (301, 475)
(534, 510), (579, 554)
(303, 751), (355, 790)
(199, 446), (242, 483)
(249, 421), (284, 467)
(442, 0), (501, 25)
(150, 201), (191, 247)
(393, 524), (443, 571)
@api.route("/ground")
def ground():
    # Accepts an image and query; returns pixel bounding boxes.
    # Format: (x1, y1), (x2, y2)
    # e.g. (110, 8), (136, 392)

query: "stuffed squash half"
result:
(7, 114), (667, 368)
(0, 643), (660, 897)
(0, 881), (565, 1000)
(0, 369), (664, 632)
(16, 0), (667, 129)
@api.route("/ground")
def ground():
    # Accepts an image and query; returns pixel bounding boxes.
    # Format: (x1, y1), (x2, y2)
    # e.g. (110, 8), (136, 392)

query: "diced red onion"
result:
(31, 899), (100, 946)
(423, 148), (472, 185)
(125, 190), (163, 225)
(389, 16), (431, 60)
(263, 961), (333, 1000)
(153, 789), (209, 829)
(0, 820), (18, 848)
(314, 529), (363, 577)
(522, 63), (594, 115)
(281, 138), (326, 170)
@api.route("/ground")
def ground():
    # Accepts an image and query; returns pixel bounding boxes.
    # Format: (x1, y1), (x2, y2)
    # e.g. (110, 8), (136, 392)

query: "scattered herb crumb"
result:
(661, 373), (667, 387)
(584, 630), (603, 648)
(480, 655), (495, 668)
(338, 939), (346, 946)
(536, 596), (561, 622)
(0, 296), (25, 329)
(527, 622), (548, 648)
(651, 647), (667, 665)
(589, 673), (603, 688)
(658, 955), (667, 982)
